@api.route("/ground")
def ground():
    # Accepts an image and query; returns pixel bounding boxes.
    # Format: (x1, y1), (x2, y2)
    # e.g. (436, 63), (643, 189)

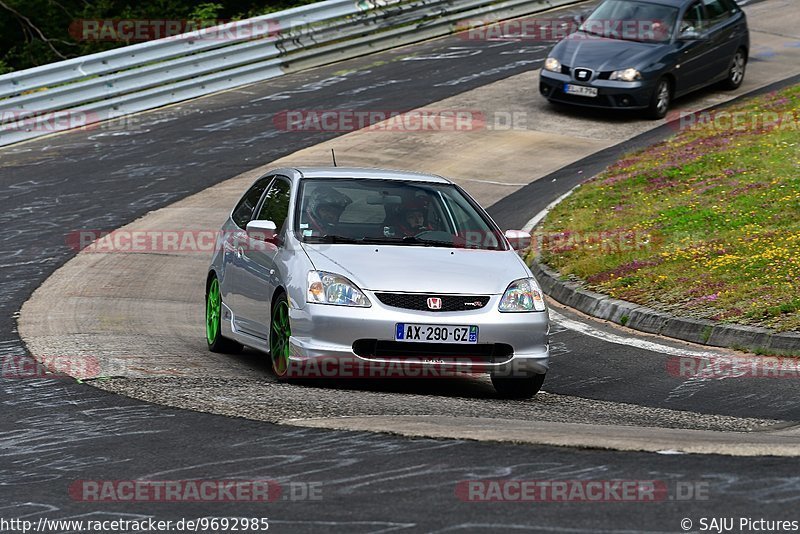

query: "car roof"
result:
(276, 167), (452, 184)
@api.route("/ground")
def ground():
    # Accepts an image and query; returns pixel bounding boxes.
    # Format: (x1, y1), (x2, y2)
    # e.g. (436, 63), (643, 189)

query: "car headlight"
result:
(307, 271), (371, 307)
(499, 278), (546, 312)
(544, 57), (561, 73)
(609, 68), (642, 82)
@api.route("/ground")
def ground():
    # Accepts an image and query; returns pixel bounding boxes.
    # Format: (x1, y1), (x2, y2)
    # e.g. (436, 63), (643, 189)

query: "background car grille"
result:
(374, 293), (490, 312)
(352, 339), (513, 363)
(573, 67), (594, 82)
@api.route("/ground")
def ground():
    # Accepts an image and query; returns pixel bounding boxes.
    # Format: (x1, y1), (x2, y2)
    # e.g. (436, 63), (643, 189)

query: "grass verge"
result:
(534, 84), (800, 332)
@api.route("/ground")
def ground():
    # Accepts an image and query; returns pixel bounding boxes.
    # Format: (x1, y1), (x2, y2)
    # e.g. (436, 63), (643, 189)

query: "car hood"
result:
(553, 33), (661, 71)
(301, 244), (529, 294)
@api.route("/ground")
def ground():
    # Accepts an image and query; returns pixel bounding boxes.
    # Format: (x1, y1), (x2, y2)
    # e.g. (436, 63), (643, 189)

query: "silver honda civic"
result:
(205, 167), (550, 397)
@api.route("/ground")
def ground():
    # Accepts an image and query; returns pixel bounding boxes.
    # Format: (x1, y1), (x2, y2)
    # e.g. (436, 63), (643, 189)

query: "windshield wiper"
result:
(579, 26), (618, 40)
(314, 235), (457, 247)
(364, 235), (499, 249)
(304, 234), (497, 249)
(303, 234), (362, 244)
(401, 235), (457, 247)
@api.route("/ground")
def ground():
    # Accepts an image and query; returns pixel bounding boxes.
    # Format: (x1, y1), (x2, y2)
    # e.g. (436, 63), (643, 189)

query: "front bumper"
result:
(287, 293), (549, 377)
(540, 69), (655, 110)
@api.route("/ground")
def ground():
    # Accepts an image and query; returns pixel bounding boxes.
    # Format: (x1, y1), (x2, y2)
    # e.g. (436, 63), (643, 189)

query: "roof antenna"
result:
(331, 148), (338, 167)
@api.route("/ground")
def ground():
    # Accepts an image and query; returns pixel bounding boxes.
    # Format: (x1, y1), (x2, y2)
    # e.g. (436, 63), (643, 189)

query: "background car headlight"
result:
(307, 271), (371, 307)
(610, 68), (642, 82)
(499, 278), (546, 312)
(544, 57), (561, 73)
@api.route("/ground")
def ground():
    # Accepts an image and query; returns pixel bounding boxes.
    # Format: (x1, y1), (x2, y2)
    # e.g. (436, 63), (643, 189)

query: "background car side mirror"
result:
(504, 229), (532, 252)
(246, 220), (281, 245)
(678, 26), (701, 40)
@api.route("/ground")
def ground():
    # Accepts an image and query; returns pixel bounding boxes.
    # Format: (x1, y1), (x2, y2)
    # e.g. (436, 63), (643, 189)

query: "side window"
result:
(253, 177), (292, 233)
(681, 1), (705, 32)
(702, 0), (731, 24)
(232, 176), (273, 229)
(717, 0), (740, 12)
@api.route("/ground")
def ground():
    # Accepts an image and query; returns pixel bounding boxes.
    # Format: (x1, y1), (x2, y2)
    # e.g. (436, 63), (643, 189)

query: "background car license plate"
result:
(564, 84), (598, 97)
(395, 324), (478, 344)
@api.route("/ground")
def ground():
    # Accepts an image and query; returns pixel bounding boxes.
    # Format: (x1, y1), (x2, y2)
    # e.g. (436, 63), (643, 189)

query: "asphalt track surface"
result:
(2, 0), (799, 531)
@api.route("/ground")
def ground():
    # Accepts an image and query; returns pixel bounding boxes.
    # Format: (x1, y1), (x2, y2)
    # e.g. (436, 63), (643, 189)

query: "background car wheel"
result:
(646, 78), (671, 120)
(270, 292), (292, 379)
(491, 373), (546, 399)
(721, 49), (747, 90)
(206, 276), (243, 353)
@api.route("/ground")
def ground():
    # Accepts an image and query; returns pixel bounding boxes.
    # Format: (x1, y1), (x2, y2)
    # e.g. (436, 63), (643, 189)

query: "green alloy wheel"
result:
(270, 293), (292, 378)
(206, 276), (242, 353)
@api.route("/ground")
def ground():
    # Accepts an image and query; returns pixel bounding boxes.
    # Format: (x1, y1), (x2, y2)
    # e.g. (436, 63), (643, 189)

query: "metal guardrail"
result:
(0, 0), (582, 147)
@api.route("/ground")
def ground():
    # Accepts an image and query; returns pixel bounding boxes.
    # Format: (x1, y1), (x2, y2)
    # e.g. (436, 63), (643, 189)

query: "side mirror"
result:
(678, 26), (701, 40)
(504, 229), (532, 252)
(246, 220), (280, 245)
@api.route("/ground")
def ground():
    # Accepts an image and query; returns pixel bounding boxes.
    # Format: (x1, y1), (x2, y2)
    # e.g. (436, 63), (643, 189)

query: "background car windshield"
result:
(581, 0), (678, 43)
(296, 179), (505, 250)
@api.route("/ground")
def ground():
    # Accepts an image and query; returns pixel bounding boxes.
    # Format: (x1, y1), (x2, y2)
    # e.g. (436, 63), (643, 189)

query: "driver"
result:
(304, 186), (352, 235)
(396, 197), (432, 236)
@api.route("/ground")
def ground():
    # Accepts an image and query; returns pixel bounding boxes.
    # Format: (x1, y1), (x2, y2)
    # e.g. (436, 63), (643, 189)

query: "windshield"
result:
(295, 178), (506, 250)
(580, 0), (678, 43)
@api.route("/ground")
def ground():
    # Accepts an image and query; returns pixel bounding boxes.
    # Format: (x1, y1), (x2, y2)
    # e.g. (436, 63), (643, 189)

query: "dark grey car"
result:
(539, 0), (749, 118)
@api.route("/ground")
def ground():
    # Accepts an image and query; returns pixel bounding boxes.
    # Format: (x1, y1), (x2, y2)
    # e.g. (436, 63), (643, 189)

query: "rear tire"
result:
(646, 77), (671, 120)
(206, 275), (243, 354)
(491, 373), (546, 399)
(721, 48), (747, 90)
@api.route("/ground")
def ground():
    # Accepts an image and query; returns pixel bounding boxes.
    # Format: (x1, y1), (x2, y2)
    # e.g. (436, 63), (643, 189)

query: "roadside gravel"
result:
(92, 376), (784, 433)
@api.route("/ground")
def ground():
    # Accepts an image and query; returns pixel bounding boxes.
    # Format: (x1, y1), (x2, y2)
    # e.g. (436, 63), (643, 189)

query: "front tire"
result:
(721, 49), (747, 90)
(206, 276), (243, 353)
(646, 77), (671, 120)
(491, 373), (546, 399)
(270, 292), (292, 379)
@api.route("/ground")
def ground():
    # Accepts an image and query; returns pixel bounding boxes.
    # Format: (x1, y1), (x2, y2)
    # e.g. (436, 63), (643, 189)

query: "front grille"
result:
(352, 339), (513, 363)
(573, 67), (594, 82)
(374, 293), (490, 312)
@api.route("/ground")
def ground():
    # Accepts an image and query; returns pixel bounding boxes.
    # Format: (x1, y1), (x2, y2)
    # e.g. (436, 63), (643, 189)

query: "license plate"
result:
(564, 84), (598, 97)
(395, 324), (479, 344)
